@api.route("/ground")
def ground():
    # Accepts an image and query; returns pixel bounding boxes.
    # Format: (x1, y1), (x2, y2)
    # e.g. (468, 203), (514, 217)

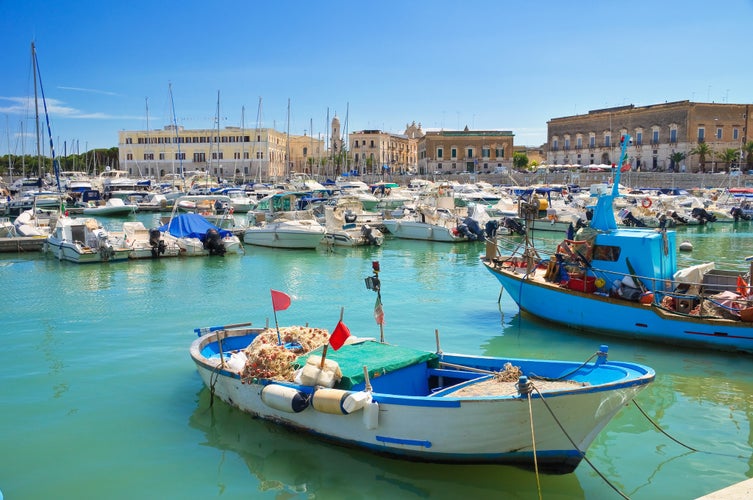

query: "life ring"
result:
(641, 198), (652, 209)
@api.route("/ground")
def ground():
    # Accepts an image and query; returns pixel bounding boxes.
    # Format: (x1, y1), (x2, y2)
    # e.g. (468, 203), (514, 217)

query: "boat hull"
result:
(483, 261), (753, 354)
(45, 239), (130, 263)
(382, 220), (466, 242)
(190, 330), (653, 472)
(243, 224), (325, 249)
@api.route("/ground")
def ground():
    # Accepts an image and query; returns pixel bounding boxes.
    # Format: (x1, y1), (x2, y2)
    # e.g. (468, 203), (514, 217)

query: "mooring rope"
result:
(632, 400), (747, 459)
(532, 384), (631, 499)
(529, 351), (599, 382)
(524, 384), (543, 500)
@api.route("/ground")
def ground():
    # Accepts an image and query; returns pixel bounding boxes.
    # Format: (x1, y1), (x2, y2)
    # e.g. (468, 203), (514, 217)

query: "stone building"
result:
(118, 125), (320, 181)
(348, 121), (422, 175)
(547, 101), (750, 172)
(417, 127), (514, 175)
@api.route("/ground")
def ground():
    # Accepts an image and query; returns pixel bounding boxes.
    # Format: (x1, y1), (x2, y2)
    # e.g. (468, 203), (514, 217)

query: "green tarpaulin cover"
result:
(295, 340), (439, 389)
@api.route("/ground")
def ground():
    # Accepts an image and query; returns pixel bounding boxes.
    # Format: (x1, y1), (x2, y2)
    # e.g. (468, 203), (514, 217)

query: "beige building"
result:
(348, 121), (422, 175)
(118, 125), (321, 181)
(547, 101), (751, 172)
(417, 127), (514, 175)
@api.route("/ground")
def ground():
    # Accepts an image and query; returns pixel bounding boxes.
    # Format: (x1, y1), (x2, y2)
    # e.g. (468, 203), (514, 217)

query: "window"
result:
(370, 140), (375, 147)
(159, 153), (165, 160)
(564, 138), (570, 150)
(593, 245), (621, 262)
(233, 152), (241, 160)
(193, 152), (205, 162)
(451, 148), (457, 159)
(670, 129), (677, 143)
(716, 127), (723, 140)
(576, 137), (582, 149)
(143, 153), (154, 160)
(495, 147), (504, 157)
(652, 130), (659, 144)
(125, 137), (133, 144)
(437, 147), (443, 159)
(553, 139), (558, 150)
(605, 135), (611, 147)
(467, 148), (473, 158)
(589, 136), (595, 148)
(126, 153), (133, 160)
(636, 132), (642, 145)
(482, 147), (490, 158)
(243, 152), (249, 159)
(175, 152), (185, 160)
(698, 127), (705, 142)
(734, 128), (740, 140)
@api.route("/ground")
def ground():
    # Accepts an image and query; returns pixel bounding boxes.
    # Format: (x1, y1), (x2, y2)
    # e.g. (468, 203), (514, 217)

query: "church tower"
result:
(331, 114), (342, 157)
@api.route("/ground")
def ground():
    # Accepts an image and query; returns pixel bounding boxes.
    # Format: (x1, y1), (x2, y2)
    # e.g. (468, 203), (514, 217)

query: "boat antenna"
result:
(365, 261), (385, 342)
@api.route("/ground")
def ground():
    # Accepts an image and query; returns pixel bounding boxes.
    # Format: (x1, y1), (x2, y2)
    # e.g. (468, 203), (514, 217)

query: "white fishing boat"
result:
(322, 197), (383, 247)
(158, 213), (243, 257)
(190, 322), (654, 473)
(244, 192), (326, 249)
(45, 216), (130, 263)
(82, 197), (137, 217)
(381, 198), (486, 243)
(119, 221), (181, 259)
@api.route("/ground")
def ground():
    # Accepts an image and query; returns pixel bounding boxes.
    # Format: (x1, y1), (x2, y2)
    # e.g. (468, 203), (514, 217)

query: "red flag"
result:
(737, 276), (749, 297)
(330, 320), (351, 350)
(620, 162), (631, 172)
(374, 294), (385, 325)
(270, 289), (291, 311)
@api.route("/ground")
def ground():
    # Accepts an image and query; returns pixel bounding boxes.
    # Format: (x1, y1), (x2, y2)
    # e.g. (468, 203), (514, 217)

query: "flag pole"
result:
(378, 289), (384, 343)
(273, 307), (282, 345)
(320, 307), (343, 368)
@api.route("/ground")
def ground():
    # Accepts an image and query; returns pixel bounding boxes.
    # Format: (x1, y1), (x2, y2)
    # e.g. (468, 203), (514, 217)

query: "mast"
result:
(168, 83), (183, 180)
(31, 42), (42, 179)
(32, 42), (61, 191)
(254, 97), (262, 183)
(216, 89), (221, 185)
(285, 98), (290, 179)
(145, 97), (151, 180)
(240, 105), (245, 184)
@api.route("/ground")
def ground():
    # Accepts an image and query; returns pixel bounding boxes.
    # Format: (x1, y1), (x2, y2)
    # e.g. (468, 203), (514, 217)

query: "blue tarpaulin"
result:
(158, 213), (232, 240)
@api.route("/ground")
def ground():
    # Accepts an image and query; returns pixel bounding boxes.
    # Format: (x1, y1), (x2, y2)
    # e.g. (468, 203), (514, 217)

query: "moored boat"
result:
(190, 322), (654, 473)
(482, 135), (753, 354)
(45, 216), (130, 263)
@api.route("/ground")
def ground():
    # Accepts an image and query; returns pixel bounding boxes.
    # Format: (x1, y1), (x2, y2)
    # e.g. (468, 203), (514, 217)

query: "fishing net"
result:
(241, 326), (329, 382)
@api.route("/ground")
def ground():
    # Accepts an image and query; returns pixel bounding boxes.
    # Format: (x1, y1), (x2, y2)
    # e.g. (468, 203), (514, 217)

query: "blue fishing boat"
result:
(191, 325), (653, 473)
(190, 281), (654, 474)
(483, 134), (753, 354)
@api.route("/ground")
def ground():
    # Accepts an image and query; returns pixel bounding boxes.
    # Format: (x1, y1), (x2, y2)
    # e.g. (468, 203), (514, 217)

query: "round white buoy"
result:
(679, 241), (693, 252)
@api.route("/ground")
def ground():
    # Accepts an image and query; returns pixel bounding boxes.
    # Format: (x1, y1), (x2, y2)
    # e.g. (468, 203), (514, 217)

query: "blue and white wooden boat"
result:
(190, 324), (653, 473)
(483, 135), (753, 354)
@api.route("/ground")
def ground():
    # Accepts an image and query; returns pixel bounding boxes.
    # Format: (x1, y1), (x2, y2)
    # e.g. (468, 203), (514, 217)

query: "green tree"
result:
(690, 142), (713, 173)
(718, 148), (739, 171)
(744, 141), (753, 170)
(668, 152), (686, 172)
(513, 152), (529, 170)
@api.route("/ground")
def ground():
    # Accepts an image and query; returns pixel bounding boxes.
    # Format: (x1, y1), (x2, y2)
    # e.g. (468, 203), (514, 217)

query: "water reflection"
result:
(188, 389), (585, 499)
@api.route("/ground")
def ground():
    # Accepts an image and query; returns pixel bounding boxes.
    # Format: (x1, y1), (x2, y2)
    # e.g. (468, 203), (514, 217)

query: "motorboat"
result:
(45, 216), (130, 263)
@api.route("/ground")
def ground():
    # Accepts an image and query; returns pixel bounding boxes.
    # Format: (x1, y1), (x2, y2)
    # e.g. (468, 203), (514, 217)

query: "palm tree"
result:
(718, 148), (740, 172)
(668, 152), (686, 172)
(690, 142), (713, 173)
(745, 140), (753, 170)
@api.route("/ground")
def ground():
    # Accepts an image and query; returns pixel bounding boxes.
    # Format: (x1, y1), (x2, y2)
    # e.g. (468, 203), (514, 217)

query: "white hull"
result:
(45, 239), (129, 263)
(382, 219), (466, 242)
(190, 328), (653, 472)
(243, 221), (325, 249)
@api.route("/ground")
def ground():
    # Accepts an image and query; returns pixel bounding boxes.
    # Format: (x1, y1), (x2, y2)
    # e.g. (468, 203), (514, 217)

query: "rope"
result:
(532, 384), (631, 499)
(529, 351), (599, 382)
(526, 391), (543, 500)
(631, 400), (747, 459)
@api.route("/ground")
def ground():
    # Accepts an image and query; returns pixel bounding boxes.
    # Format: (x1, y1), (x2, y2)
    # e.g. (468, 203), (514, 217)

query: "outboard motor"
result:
(502, 217), (526, 235)
(730, 207), (751, 222)
(203, 228), (226, 256)
(621, 212), (646, 227)
(691, 207), (717, 224)
(361, 224), (379, 245)
(149, 228), (166, 257)
(461, 217), (484, 241)
(669, 211), (690, 224)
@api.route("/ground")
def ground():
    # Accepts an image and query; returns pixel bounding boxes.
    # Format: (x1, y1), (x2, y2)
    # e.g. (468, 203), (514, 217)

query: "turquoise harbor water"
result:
(2, 213), (753, 499)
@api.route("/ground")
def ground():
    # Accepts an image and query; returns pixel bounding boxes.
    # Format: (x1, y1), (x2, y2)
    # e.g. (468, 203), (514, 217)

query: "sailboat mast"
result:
(168, 83), (183, 180)
(31, 42), (42, 179)
(216, 90), (221, 184)
(285, 98), (290, 179)
(240, 105), (245, 183)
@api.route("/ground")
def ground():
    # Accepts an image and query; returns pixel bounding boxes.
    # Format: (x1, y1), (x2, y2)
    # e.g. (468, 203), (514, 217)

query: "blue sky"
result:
(2, 0), (752, 157)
